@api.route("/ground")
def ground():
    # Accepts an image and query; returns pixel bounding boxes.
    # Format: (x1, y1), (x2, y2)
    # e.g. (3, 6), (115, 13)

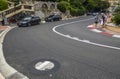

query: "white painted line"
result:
(65, 35), (71, 38)
(91, 29), (102, 33)
(112, 35), (120, 38)
(72, 37), (80, 41)
(87, 25), (94, 28)
(52, 17), (120, 50)
(82, 40), (90, 43)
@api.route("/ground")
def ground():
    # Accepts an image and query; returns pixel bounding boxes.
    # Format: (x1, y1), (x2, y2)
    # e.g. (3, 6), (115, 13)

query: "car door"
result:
(31, 17), (36, 25)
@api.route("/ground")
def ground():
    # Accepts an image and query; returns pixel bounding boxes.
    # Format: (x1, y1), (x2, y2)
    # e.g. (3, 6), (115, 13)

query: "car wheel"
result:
(57, 18), (60, 21)
(37, 21), (40, 24)
(51, 19), (53, 22)
(28, 23), (31, 26)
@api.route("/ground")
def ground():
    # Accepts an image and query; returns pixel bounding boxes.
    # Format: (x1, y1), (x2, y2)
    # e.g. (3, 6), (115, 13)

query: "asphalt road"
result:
(3, 16), (120, 79)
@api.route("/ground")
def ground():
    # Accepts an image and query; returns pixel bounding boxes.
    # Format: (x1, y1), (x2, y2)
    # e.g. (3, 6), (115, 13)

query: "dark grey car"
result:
(17, 16), (41, 27)
(45, 14), (62, 22)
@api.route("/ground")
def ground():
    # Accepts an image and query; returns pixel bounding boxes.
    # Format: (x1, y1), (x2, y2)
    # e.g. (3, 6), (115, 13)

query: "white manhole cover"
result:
(35, 61), (55, 71)
(28, 59), (60, 75)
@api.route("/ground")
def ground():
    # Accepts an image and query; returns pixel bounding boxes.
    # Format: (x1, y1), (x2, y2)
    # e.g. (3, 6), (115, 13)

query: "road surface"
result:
(3, 16), (120, 79)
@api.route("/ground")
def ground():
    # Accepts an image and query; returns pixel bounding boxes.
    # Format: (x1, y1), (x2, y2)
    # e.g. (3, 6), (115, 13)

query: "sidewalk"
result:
(0, 25), (11, 79)
(96, 23), (120, 35)
(103, 25), (120, 35)
(88, 23), (120, 38)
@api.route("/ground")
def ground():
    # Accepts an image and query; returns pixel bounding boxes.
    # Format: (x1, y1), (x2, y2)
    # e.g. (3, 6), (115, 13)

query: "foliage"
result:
(70, 2), (86, 16)
(0, 0), (8, 11)
(9, 0), (20, 5)
(70, 7), (85, 16)
(57, 0), (86, 16)
(84, 0), (96, 12)
(115, 7), (120, 14)
(83, 0), (110, 12)
(36, 0), (110, 16)
(57, 1), (70, 13)
(98, 1), (110, 11)
(113, 14), (120, 26)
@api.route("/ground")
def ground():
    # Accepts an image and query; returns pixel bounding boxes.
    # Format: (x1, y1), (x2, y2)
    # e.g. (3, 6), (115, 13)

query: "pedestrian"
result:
(100, 18), (103, 25)
(102, 14), (105, 26)
(1, 19), (4, 26)
(94, 15), (99, 27)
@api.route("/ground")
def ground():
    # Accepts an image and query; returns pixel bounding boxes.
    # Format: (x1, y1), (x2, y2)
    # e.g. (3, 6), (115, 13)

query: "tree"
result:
(84, 0), (96, 12)
(113, 14), (120, 26)
(70, 1), (86, 16)
(0, 0), (8, 11)
(57, 1), (70, 13)
(9, 0), (20, 5)
(98, 1), (110, 11)
(115, 7), (120, 14)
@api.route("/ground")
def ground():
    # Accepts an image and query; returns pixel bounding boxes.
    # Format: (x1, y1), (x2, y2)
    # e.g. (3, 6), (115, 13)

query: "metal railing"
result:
(0, 4), (34, 21)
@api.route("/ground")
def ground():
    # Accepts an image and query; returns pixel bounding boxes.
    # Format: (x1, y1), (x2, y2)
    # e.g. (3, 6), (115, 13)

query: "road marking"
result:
(82, 40), (90, 43)
(113, 35), (120, 38)
(72, 37), (80, 41)
(52, 18), (120, 50)
(91, 29), (102, 33)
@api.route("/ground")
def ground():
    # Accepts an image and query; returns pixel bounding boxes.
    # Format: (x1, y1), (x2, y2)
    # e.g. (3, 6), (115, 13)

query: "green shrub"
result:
(10, 0), (20, 6)
(70, 7), (79, 16)
(115, 7), (120, 14)
(113, 14), (120, 26)
(0, 0), (8, 11)
(70, 6), (86, 16)
(57, 1), (70, 13)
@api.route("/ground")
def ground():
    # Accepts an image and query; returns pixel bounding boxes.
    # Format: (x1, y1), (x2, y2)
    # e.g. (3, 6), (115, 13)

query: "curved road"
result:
(3, 16), (120, 79)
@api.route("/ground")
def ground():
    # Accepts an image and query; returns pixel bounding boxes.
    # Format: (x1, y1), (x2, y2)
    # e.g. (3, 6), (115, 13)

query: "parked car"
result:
(45, 14), (62, 22)
(86, 12), (93, 16)
(17, 16), (41, 27)
(92, 12), (99, 16)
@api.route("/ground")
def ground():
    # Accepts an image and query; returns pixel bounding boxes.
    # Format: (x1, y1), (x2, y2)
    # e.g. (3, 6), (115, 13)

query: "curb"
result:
(0, 27), (29, 79)
(87, 25), (120, 38)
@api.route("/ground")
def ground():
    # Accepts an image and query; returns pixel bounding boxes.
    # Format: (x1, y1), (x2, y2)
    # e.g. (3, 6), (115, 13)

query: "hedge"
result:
(57, 1), (70, 13)
(113, 14), (120, 26)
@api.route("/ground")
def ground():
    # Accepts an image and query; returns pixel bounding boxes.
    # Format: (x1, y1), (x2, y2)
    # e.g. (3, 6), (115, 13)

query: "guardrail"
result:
(0, 4), (34, 21)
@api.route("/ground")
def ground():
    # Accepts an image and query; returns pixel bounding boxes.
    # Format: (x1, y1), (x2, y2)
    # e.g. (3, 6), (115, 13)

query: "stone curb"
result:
(87, 24), (120, 38)
(0, 27), (29, 79)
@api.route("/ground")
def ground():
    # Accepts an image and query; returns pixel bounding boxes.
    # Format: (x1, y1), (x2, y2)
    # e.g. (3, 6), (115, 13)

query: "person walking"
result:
(94, 15), (99, 27)
(102, 14), (106, 27)
(100, 17), (103, 25)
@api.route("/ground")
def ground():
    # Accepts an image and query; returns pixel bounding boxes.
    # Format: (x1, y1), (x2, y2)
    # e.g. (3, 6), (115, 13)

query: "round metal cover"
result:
(28, 59), (60, 75)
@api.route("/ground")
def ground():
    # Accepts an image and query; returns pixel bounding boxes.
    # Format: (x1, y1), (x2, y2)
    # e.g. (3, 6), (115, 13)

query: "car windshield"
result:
(22, 17), (32, 21)
(48, 15), (54, 18)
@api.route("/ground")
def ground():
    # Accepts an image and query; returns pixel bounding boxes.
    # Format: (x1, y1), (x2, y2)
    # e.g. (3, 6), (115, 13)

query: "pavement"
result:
(0, 26), (11, 79)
